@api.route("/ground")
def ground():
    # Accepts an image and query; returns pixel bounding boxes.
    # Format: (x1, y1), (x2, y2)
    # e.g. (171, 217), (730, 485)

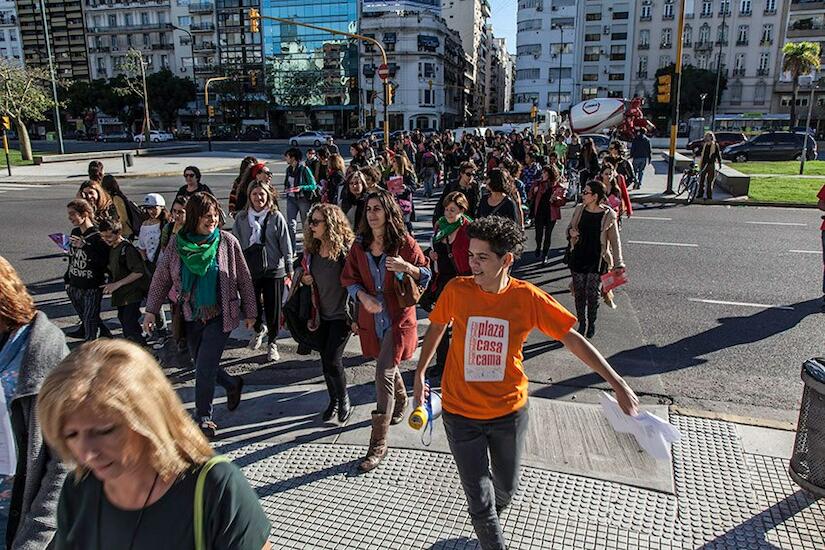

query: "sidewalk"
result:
(629, 155), (740, 206)
(0, 151), (260, 183)
(169, 368), (824, 550)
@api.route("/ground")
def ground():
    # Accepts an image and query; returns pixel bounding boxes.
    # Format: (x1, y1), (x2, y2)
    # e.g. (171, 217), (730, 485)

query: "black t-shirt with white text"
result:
(65, 227), (109, 289)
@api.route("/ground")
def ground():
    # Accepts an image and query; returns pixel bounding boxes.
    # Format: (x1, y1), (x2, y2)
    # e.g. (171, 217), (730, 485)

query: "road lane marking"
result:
(0, 184), (42, 190)
(745, 221), (807, 227)
(789, 249), (821, 254)
(628, 240), (698, 247)
(632, 216), (672, 221)
(688, 298), (794, 310)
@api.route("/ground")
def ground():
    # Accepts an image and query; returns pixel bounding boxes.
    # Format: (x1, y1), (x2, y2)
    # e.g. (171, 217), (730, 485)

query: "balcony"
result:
(660, 41), (673, 49)
(191, 22), (215, 32)
(663, 14), (674, 20)
(637, 70), (648, 78)
(732, 68), (746, 77)
(640, 14), (651, 21)
(757, 68), (769, 76)
(639, 43), (649, 50)
(694, 41), (713, 51)
(736, 39), (748, 46)
(189, 2), (214, 13)
(88, 22), (167, 33)
(760, 39), (773, 46)
(194, 64), (218, 74)
(740, 10), (752, 16)
(193, 42), (216, 52)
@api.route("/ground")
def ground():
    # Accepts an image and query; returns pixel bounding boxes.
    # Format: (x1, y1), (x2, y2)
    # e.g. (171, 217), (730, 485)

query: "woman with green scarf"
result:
(426, 191), (473, 379)
(144, 192), (257, 439)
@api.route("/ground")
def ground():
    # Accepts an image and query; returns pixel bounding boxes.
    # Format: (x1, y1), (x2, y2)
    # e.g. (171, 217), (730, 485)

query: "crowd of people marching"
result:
(0, 127), (645, 550)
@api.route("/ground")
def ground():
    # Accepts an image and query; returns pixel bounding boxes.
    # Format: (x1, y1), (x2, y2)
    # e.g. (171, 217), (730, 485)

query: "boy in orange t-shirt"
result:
(414, 216), (639, 550)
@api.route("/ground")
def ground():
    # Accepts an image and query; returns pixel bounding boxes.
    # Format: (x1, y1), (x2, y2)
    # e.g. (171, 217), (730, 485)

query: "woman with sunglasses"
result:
(174, 166), (212, 204)
(566, 180), (625, 338)
(608, 141), (637, 190)
(299, 204), (356, 422)
(434, 161), (480, 221)
(341, 190), (430, 472)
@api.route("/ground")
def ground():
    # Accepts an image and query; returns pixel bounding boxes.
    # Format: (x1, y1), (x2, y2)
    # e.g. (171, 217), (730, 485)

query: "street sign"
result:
(377, 63), (390, 80)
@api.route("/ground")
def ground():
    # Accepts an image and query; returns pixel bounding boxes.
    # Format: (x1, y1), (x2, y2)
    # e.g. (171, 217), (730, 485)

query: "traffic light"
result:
(386, 83), (394, 105)
(207, 105), (215, 117)
(1, 116), (9, 130)
(530, 105), (538, 119)
(656, 74), (672, 104)
(249, 8), (260, 33)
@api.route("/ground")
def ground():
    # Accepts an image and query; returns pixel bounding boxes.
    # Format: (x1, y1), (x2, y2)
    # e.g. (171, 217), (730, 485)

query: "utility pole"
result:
(39, 0), (64, 154)
(167, 23), (197, 135)
(710, 3), (728, 132)
(665, 0), (687, 194)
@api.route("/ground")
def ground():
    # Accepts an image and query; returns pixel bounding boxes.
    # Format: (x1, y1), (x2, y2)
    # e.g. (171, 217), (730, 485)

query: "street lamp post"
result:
(552, 23), (564, 114)
(38, 0), (64, 154)
(700, 92), (708, 120)
(167, 23), (197, 135)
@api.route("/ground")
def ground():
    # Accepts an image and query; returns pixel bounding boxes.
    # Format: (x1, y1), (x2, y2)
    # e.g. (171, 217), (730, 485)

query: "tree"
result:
(649, 64), (727, 124)
(63, 79), (109, 135)
(782, 42), (821, 127)
(0, 59), (57, 160)
(146, 69), (196, 129)
(116, 49), (151, 140)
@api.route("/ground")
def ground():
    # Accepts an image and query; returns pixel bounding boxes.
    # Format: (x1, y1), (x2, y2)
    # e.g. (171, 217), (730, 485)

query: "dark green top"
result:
(107, 240), (147, 307)
(54, 461), (270, 550)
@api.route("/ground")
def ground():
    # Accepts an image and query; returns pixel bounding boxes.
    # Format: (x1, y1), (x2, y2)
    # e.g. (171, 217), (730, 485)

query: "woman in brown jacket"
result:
(341, 190), (430, 472)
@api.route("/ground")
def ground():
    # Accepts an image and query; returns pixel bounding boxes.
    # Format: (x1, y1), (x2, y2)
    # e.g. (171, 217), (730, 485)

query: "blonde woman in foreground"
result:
(38, 339), (272, 550)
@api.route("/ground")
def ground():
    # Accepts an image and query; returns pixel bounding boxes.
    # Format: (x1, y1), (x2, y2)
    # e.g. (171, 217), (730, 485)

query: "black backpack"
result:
(121, 195), (147, 235)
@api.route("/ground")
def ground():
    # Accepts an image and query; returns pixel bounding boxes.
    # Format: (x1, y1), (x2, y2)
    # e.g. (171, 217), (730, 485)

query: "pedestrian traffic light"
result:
(249, 8), (260, 33)
(207, 105), (215, 117)
(657, 74), (672, 104)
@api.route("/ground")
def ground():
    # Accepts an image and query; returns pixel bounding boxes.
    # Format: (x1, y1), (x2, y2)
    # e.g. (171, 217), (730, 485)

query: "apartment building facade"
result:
(0, 0), (21, 66)
(631, 0), (786, 114)
(15, 0), (89, 79)
(441, 0), (490, 124)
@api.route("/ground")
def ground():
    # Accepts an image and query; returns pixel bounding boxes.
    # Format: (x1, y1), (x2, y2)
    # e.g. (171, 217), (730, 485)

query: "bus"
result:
(485, 110), (560, 135)
(710, 113), (791, 136)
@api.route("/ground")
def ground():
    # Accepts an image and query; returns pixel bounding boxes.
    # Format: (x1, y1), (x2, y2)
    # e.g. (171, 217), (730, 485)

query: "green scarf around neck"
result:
(434, 214), (472, 243)
(177, 229), (220, 321)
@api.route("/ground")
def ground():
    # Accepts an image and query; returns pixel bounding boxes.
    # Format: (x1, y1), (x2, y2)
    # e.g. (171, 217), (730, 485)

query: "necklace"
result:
(96, 472), (160, 550)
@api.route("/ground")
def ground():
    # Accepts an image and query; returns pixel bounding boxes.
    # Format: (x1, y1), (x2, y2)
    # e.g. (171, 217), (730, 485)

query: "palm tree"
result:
(782, 42), (821, 127)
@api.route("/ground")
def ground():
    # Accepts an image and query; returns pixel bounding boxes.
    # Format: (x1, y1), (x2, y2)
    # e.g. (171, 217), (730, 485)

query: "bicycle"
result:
(675, 163), (700, 204)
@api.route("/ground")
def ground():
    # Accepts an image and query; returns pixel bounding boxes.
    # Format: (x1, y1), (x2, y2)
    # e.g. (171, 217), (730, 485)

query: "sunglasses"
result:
(184, 173), (196, 178)
(308, 218), (324, 226)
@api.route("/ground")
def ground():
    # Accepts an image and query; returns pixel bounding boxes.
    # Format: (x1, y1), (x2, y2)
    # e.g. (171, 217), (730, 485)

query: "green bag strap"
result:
(194, 455), (231, 550)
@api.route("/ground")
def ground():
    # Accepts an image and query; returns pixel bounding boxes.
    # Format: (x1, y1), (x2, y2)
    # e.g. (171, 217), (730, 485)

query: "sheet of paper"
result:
(0, 390), (17, 476)
(600, 392), (681, 461)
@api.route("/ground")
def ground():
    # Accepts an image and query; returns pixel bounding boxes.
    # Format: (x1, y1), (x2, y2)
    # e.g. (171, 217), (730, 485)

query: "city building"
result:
(481, 27), (513, 116)
(513, 0), (578, 113)
(15, 0), (89, 79)
(263, 0), (359, 136)
(441, 0), (490, 124)
(358, 9), (465, 131)
(772, 0), (825, 127)
(576, 1), (636, 105)
(631, 0), (786, 115)
(0, 0), (22, 66)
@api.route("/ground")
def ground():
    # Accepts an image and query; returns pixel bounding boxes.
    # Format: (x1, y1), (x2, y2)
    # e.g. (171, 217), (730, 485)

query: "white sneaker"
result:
(267, 342), (280, 362)
(248, 327), (267, 351)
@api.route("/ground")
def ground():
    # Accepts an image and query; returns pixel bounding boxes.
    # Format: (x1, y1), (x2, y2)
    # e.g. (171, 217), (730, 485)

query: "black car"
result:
(688, 132), (746, 155)
(722, 132), (817, 162)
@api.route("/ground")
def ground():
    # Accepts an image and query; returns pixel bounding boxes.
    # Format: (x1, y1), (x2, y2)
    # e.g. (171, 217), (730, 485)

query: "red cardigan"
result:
(340, 233), (429, 363)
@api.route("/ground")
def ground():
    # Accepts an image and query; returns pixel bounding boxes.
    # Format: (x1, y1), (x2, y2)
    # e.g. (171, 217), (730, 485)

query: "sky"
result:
(488, 0), (517, 54)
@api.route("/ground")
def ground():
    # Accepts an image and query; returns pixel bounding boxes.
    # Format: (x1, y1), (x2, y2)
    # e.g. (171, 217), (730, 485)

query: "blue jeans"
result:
(185, 315), (235, 420)
(422, 168), (436, 196)
(443, 403), (530, 550)
(632, 158), (648, 188)
(286, 195), (312, 250)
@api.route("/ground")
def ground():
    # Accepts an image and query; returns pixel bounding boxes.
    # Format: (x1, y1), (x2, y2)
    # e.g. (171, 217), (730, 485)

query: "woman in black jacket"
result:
(578, 138), (601, 186)
(0, 256), (68, 549)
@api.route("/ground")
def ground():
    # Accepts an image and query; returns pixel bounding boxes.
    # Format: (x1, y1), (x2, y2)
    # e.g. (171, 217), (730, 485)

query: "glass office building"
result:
(261, 0), (359, 136)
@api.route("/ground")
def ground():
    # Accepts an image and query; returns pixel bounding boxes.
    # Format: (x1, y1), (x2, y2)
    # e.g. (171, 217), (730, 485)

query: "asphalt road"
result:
(9, 139), (354, 157)
(0, 170), (821, 425)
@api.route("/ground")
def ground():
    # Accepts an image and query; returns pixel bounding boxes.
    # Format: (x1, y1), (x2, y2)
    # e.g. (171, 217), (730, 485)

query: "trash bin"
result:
(789, 358), (825, 498)
(125, 153), (134, 167)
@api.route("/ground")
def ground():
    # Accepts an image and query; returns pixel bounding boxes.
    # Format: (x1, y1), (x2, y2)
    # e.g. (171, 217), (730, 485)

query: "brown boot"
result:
(390, 373), (408, 425)
(359, 412), (390, 472)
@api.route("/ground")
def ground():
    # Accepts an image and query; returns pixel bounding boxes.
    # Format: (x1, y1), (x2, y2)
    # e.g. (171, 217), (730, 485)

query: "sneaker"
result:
(199, 418), (217, 439)
(267, 342), (280, 362)
(542, 256), (552, 266)
(296, 343), (312, 355)
(248, 327), (267, 351)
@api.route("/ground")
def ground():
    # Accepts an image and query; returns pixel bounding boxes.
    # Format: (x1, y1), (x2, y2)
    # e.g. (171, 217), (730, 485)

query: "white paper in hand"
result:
(600, 392), (681, 461)
(0, 389), (16, 475)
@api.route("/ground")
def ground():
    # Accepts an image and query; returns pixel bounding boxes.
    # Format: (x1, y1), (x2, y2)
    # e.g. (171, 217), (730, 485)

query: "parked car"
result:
(134, 130), (174, 143)
(688, 132), (746, 156)
(580, 133), (613, 160)
(289, 130), (330, 146)
(722, 132), (817, 162)
(98, 131), (133, 142)
(362, 128), (385, 141)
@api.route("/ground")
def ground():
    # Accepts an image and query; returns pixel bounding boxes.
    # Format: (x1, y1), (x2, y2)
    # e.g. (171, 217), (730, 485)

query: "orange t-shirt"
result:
(429, 276), (577, 420)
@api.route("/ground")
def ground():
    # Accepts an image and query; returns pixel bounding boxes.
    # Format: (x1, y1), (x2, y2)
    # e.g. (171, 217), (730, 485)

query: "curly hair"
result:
(358, 190), (408, 255)
(0, 256), (36, 330)
(466, 216), (525, 260)
(302, 204), (355, 261)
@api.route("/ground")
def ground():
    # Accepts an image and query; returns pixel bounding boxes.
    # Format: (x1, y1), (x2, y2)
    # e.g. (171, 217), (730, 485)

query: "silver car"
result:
(289, 131), (330, 147)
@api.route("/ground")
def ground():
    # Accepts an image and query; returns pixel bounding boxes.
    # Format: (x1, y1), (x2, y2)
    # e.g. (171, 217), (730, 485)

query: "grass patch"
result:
(747, 176), (824, 204)
(0, 148), (37, 167)
(729, 160), (825, 176)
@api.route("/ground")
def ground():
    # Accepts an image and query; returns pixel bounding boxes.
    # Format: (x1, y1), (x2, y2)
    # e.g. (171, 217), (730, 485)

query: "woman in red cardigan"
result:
(427, 190), (472, 378)
(341, 190), (431, 472)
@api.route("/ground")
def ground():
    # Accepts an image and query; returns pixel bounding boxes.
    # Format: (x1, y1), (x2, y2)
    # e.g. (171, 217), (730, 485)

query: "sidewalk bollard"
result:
(122, 153), (127, 173)
(789, 357), (825, 498)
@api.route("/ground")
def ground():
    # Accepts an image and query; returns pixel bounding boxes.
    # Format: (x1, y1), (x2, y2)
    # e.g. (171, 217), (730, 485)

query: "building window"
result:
(419, 62), (435, 78)
(516, 68), (541, 80)
(613, 11), (629, 20)
(517, 19), (542, 32)
(699, 24), (710, 44)
(546, 93), (571, 107)
(740, 0), (751, 15)
(548, 67), (572, 81)
(518, 0), (543, 7)
(717, 23), (728, 45)
(140, 12), (150, 25)
(754, 83), (766, 105)
(124, 13), (133, 26)
(515, 93), (539, 104)
(584, 46), (601, 62)
(764, 0), (776, 13)
(609, 72), (625, 81)
(701, 0), (712, 17)
(582, 87), (599, 100)
(638, 56), (648, 77)
(759, 52), (770, 71)
(639, 29), (650, 48)
(420, 88), (435, 106)
(584, 25), (601, 42)
(697, 54), (709, 69)
(659, 55), (671, 68)
(780, 96), (808, 107)
(734, 53), (746, 75)
(661, 28), (672, 48)
(720, 0), (731, 15)
(683, 25), (692, 46)
(517, 44), (542, 56)
(582, 72), (598, 81)
(178, 16), (191, 27)
(610, 45), (626, 61)
(382, 32), (396, 53)
(551, 17), (574, 27)
(737, 25), (749, 45)
(586, 12), (601, 21)
(663, 1), (674, 19)
(108, 14), (117, 27)
(730, 82), (743, 105)
(550, 42), (573, 54)
(761, 24), (773, 45)
(640, 5), (651, 19)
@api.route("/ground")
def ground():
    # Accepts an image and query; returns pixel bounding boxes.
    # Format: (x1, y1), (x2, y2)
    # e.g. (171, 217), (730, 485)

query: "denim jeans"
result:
(117, 301), (145, 344)
(286, 195), (312, 250)
(443, 403), (530, 550)
(632, 158), (648, 188)
(185, 315), (235, 420)
(422, 168), (436, 196)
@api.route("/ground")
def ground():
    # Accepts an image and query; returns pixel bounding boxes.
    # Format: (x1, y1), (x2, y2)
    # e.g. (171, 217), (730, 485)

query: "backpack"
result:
(422, 152), (437, 168)
(122, 195), (147, 235)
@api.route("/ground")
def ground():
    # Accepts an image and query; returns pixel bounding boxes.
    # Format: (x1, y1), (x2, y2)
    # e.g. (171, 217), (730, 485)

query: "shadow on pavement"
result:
(426, 537), (479, 549)
(534, 298), (823, 399)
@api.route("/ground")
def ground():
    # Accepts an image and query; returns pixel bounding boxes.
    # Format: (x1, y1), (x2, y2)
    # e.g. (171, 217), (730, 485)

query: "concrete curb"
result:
(670, 405), (797, 431)
(633, 195), (819, 209)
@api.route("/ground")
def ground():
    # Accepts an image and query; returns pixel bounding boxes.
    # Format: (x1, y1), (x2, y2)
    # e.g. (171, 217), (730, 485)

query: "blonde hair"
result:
(302, 203), (355, 261)
(328, 154), (346, 174)
(245, 180), (280, 212)
(38, 340), (213, 480)
(0, 255), (36, 330)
